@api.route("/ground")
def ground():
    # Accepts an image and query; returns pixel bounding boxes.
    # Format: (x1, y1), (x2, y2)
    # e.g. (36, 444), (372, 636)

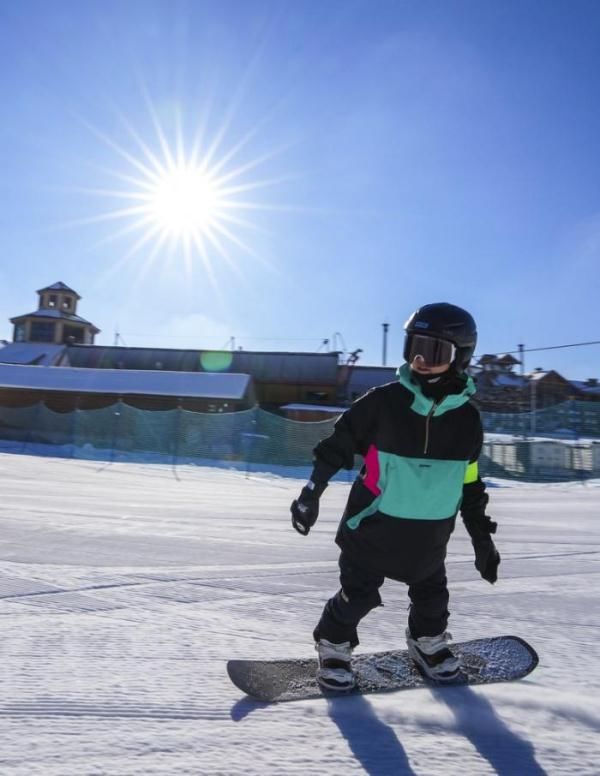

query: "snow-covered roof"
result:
(0, 364), (254, 400)
(570, 380), (600, 395)
(491, 373), (527, 388)
(0, 342), (67, 366)
(527, 370), (574, 386)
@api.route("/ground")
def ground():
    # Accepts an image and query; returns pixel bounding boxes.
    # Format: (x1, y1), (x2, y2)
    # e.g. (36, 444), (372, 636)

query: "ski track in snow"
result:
(0, 452), (599, 775)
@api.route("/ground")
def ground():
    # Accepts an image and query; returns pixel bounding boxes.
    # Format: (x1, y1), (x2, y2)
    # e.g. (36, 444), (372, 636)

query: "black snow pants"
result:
(313, 552), (450, 648)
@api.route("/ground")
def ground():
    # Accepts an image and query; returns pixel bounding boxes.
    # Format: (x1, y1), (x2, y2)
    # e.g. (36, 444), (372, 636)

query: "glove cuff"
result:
(304, 478), (327, 499)
(464, 515), (497, 540)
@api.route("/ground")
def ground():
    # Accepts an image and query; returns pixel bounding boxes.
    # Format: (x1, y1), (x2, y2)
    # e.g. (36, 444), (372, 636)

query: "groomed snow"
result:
(0, 452), (599, 775)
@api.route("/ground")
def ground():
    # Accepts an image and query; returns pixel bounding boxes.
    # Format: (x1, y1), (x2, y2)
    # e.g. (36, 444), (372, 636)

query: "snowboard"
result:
(227, 635), (538, 703)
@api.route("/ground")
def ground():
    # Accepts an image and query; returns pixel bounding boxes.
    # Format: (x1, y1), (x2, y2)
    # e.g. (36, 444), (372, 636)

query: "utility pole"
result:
(382, 322), (390, 366)
(518, 343), (527, 438)
(530, 377), (537, 436)
(518, 344), (525, 377)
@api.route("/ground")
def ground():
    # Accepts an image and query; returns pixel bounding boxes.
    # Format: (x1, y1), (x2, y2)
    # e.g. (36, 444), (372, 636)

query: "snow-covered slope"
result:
(0, 452), (598, 775)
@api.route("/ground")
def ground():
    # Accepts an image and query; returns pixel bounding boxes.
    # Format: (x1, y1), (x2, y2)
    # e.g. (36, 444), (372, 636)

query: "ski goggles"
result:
(406, 334), (456, 367)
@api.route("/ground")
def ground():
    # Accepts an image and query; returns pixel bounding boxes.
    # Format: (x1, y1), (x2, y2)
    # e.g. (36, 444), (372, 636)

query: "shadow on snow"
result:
(432, 683), (548, 776)
(326, 693), (417, 776)
(229, 681), (547, 776)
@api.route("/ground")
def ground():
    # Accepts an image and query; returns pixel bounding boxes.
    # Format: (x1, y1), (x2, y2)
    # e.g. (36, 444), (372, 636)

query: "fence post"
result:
(172, 402), (183, 468)
(110, 399), (123, 463)
(69, 396), (80, 459)
(530, 380), (537, 436)
(25, 402), (43, 454)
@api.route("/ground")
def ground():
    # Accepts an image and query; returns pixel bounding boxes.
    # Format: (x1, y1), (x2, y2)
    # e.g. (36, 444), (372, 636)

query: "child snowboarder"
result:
(290, 302), (500, 690)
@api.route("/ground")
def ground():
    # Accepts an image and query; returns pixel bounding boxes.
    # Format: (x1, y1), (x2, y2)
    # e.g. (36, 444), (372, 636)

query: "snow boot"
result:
(406, 628), (461, 682)
(315, 639), (355, 692)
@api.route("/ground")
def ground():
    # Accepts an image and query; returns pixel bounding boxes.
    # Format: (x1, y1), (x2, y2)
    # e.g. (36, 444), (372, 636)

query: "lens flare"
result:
(71, 97), (288, 288)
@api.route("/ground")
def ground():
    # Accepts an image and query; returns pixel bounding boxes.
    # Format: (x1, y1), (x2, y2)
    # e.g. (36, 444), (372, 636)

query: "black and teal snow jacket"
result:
(310, 363), (489, 581)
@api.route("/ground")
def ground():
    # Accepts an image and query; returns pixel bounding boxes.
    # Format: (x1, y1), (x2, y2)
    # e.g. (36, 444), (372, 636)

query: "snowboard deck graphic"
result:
(227, 635), (538, 703)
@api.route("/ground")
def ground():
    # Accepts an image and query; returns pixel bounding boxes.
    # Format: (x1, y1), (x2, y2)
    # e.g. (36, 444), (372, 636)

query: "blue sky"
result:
(1, 0), (599, 378)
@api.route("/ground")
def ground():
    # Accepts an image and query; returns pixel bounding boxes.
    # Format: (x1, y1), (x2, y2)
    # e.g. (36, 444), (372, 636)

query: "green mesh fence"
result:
(481, 400), (600, 438)
(0, 401), (599, 481)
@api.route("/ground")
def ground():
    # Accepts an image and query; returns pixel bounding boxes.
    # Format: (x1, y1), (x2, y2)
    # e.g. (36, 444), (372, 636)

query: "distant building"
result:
(477, 353), (521, 373)
(2, 284), (598, 416)
(0, 363), (255, 413)
(569, 377), (600, 402)
(527, 368), (577, 408)
(10, 282), (99, 346)
(471, 353), (600, 412)
(470, 354), (528, 411)
(64, 345), (342, 409)
(345, 365), (397, 402)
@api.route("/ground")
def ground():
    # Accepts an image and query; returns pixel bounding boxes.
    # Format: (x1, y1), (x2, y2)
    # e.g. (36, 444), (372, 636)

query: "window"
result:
(48, 294), (57, 308)
(14, 323), (26, 342)
(30, 321), (55, 342)
(62, 297), (72, 311)
(62, 325), (85, 344)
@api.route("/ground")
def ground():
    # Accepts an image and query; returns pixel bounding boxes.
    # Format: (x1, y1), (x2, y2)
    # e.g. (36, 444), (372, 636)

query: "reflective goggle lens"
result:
(407, 335), (455, 367)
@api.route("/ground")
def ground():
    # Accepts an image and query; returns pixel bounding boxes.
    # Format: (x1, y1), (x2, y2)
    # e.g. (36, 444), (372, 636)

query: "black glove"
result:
(291, 482), (326, 536)
(463, 516), (501, 584)
(473, 537), (501, 584)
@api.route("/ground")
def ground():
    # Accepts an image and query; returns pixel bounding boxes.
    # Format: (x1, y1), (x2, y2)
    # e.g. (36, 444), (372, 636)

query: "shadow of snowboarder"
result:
(326, 693), (418, 776)
(230, 692), (417, 775)
(432, 683), (547, 776)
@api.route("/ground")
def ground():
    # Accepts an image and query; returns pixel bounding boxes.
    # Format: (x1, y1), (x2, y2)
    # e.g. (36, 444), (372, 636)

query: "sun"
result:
(74, 100), (284, 285)
(147, 165), (224, 238)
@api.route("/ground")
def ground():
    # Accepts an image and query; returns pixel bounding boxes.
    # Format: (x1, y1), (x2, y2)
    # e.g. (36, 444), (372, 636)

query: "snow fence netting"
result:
(0, 401), (599, 481)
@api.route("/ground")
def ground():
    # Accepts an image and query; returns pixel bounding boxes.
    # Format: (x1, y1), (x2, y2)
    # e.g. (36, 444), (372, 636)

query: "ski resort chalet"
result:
(0, 283), (599, 420)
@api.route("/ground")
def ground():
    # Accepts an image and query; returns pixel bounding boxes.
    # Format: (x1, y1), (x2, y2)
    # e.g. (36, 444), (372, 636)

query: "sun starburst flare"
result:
(71, 99), (290, 287)
(149, 166), (223, 235)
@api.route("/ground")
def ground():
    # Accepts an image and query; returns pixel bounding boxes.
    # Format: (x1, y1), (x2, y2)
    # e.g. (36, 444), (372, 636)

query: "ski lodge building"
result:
(0, 282), (599, 419)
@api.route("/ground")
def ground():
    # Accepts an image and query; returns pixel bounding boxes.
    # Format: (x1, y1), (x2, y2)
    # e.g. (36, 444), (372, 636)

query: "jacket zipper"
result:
(424, 402), (438, 455)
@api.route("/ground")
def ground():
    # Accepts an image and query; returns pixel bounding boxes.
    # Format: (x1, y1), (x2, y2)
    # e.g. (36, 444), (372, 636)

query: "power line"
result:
(118, 333), (326, 342)
(476, 339), (600, 358)
(509, 340), (600, 355)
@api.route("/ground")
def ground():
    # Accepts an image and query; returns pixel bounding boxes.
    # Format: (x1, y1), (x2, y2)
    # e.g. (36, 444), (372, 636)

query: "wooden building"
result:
(2, 286), (598, 419)
(10, 283), (99, 345)
(569, 378), (600, 402)
(64, 345), (341, 408)
(527, 369), (577, 409)
(345, 365), (397, 402)
(0, 364), (256, 413)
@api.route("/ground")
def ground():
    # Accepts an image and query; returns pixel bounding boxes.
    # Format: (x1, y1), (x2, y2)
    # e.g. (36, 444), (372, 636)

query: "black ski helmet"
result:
(404, 303), (477, 371)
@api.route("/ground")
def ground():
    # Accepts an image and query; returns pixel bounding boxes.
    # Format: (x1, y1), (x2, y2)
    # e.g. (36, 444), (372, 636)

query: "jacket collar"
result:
(396, 363), (476, 416)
